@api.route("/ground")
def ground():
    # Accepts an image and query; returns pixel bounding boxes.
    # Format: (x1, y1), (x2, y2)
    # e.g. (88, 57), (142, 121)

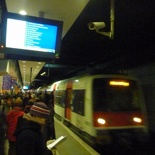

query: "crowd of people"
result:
(0, 90), (55, 155)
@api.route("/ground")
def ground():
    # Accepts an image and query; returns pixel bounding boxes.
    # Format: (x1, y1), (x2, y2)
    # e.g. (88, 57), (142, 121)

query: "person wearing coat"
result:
(41, 92), (56, 142)
(6, 97), (24, 155)
(14, 102), (53, 155)
(0, 110), (7, 155)
(2, 95), (13, 115)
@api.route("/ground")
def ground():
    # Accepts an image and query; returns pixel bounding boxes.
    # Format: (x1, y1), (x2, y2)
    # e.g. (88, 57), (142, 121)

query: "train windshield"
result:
(93, 78), (141, 112)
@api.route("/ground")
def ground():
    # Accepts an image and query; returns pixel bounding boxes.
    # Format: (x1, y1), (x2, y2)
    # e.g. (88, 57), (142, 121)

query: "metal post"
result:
(110, 0), (114, 39)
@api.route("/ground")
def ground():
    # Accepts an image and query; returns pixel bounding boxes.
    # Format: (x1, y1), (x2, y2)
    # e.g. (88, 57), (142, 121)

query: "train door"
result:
(65, 81), (73, 120)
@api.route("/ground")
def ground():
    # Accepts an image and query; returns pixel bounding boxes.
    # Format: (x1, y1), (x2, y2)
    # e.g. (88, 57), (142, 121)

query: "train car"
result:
(49, 74), (148, 148)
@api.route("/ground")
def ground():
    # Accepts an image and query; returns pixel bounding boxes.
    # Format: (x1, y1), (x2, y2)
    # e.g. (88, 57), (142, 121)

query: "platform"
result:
(54, 118), (100, 155)
(4, 118), (100, 155)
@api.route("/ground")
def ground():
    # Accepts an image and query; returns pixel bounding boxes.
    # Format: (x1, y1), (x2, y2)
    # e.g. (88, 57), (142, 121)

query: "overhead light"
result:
(40, 72), (46, 76)
(19, 10), (27, 15)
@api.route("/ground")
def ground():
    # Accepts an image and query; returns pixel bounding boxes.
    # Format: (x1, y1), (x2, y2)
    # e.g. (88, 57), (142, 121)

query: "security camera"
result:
(88, 22), (106, 31)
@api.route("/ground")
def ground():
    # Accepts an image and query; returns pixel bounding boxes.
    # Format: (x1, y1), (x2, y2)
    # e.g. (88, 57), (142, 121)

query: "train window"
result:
(93, 78), (141, 112)
(71, 90), (85, 116)
(55, 90), (65, 107)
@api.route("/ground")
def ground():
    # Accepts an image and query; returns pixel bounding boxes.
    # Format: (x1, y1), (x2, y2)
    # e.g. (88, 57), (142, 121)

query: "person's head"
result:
(35, 98), (40, 102)
(23, 99), (34, 113)
(38, 93), (45, 102)
(5, 95), (13, 106)
(29, 102), (50, 125)
(28, 99), (34, 106)
(13, 97), (23, 108)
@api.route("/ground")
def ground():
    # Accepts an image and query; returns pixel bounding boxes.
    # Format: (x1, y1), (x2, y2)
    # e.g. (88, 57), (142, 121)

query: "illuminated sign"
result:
(109, 81), (129, 86)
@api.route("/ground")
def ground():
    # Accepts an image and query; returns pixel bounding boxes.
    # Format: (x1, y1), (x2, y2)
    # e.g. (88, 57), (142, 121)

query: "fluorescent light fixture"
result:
(40, 72), (46, 76)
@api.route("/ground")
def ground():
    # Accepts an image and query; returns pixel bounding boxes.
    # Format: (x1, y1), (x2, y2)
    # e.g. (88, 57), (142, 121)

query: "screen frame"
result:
(1, 12), (63, 61)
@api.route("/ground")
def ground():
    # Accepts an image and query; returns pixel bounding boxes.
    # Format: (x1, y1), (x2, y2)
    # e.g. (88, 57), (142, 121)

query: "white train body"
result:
(48, 74), (148, 146)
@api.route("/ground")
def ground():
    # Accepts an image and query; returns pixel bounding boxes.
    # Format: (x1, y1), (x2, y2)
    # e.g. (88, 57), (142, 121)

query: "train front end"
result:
(92, 76), (148, 148)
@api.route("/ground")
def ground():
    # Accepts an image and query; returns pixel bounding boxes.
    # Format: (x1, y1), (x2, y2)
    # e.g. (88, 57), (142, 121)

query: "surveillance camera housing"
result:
(88, 22), (106, 31)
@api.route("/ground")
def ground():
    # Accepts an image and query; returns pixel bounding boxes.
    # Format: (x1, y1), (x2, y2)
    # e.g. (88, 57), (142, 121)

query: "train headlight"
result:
(97, 118), (106, 125)
(133, 117), (142, 123)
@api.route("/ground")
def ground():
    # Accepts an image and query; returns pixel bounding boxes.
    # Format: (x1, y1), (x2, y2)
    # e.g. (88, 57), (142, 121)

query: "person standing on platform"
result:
(0, 110), (7, 155)
(14, 102), (53, 155)
(23, 99), (34, 113)
(46, 91), (56, 140)
(6, 97), (24, 155)
(39, 91), (56, 142)
(2, 95), (13, 115)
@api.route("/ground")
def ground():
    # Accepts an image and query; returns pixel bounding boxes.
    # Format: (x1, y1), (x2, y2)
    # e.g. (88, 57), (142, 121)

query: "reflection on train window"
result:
(93, 78), (141, 112)
(55, 90), (65, 107)
(71, 90), (85, 116)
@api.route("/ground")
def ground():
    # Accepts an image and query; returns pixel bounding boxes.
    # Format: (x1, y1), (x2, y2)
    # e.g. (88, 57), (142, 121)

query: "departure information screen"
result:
(6, 18), (58, 53)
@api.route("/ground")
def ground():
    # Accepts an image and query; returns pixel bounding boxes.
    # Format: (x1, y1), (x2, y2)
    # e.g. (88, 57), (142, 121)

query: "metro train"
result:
(41, 73), (148, 148)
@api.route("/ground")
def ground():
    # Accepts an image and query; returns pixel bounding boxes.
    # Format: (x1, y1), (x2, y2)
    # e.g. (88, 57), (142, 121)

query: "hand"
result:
(46, 139), (55, 146)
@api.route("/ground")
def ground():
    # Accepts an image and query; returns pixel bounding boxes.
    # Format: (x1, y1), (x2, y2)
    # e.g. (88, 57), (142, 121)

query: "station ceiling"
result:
(0, 0), (155, 89)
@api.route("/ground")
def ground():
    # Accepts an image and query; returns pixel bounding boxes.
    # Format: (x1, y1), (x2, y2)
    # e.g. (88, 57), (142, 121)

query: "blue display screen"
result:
(6, 19), (58, 53)
(25, 22), (57, 52)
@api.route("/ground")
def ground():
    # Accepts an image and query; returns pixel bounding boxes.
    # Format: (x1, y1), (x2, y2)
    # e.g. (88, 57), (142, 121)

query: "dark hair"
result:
(5, 95), (13, 100)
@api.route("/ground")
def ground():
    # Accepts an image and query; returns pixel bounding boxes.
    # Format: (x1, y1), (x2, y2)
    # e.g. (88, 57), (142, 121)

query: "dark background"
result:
(59, 0), (154, 66)
(36, 0), (155, 87)
(0, 0), (155, 88)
